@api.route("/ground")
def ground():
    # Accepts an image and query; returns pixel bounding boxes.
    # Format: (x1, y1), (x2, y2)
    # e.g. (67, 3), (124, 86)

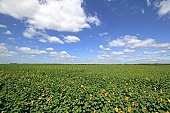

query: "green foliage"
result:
(0, 64), (170, 112)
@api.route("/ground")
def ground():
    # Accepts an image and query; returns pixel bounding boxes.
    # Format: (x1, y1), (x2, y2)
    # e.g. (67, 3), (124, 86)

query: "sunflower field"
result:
(0, 64), (170, 113)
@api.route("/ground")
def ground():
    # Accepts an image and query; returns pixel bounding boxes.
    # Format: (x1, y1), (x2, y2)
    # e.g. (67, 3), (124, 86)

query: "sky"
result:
(0, 0), (170, 64)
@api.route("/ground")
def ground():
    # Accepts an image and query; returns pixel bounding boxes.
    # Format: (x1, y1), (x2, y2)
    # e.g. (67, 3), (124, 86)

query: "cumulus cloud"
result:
(89, 49), (94, 52)
(0, 0), (100, 32)
(46, 47), (54, 51)
(3, 30), (12, 35)
(23, 27), (37, 38)
(99, 45), (111, 50)
(142, 56), (156, 62)
(111, 51), (124, 55)
(39, 38), (47, 43)
(98, 48), (136, 62)
(0, 43), (16, 57)
(107, 49), (134, 56)
(130, 38), (155, 48)
(8, 37), (15, 43)
(99, 32), (108, 36)
(109, 38), (126, 47)
(144, 50), (167, 55)
(152, 43), (170, 48)
(50, 50), (77, 59)
(123, 49), (135, 53)
(97, 34), (170, 64)
(47, 36), (64, 44)
(39, 35), (64, 44)
(154, 0), (170, 17)
(16, 47), (47, 55)
(142, 9), (145, 14)
(97, 50), (169, 64)
(86, 15), (101, 26)
(64, 35), (80, 43)
(147, 0), (151, 7)
(97, 54), (110, 60)
(23, 28), (79, 44)
(109, 35), (156, 48)
(0, 24), (7, 28)
(109, 35), (170, 50)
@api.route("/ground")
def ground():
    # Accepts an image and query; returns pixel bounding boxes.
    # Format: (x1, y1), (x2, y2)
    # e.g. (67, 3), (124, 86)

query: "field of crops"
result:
(0, 64), (170, 113)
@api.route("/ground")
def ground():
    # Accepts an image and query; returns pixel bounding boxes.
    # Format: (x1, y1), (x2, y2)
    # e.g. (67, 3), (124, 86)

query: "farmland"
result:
(0, 64), (170, 113)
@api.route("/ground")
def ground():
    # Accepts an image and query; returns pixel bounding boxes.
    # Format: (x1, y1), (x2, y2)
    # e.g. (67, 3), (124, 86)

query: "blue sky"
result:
(0, 0), (170, 64)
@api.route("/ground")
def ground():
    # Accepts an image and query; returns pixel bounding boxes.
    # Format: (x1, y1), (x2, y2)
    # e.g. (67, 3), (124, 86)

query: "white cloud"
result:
(49, 51), (58, 56)
(60, 51), (69, 58)
(97, 34), (170, 63)
(142, 56), (156, 62)
(0, 1), (37, 19)
(47, 36), (64, 44)
(8, 37), (15, 43)
(111, 51), (124, 55)
(16, 47), (47, 55)
(22, 27), (66, 44)
(0, 43), (16, 57)
(89, 49), (94, 52)
(39, 38), (47, 43)
(99, 32), (108, 36)
(0, 0), (100, 32)
(38, 34), (64, 44)
(50, 50), (77, 59)
(97, 49), (170, 64)
(147, 0), (151, 7)
(3, 30), (12, 34)
(142, 9), (145, 14)
(99, 45), (111, 50)
(23, 27), (37, 38)
(89, 34), (170, 64)
(97, 54), (110, 60)
(64, 35), (80, 43)
(109, 35), (156, 48)
(130, 38), (155, 48)
(123, 49), (135, 53)
(46, 47), (54, 51)
(0, 24), (7, 28)
(144, 50), (167, 55)
(98, 47), (136, 63)
(124, 35), (141, 45)
(109, 38), (125, 47)
(86, 15), (101, 26)
(154, 0), (170, 17)
(152, 43), (170, 48)
(99, 45), (104, 49)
